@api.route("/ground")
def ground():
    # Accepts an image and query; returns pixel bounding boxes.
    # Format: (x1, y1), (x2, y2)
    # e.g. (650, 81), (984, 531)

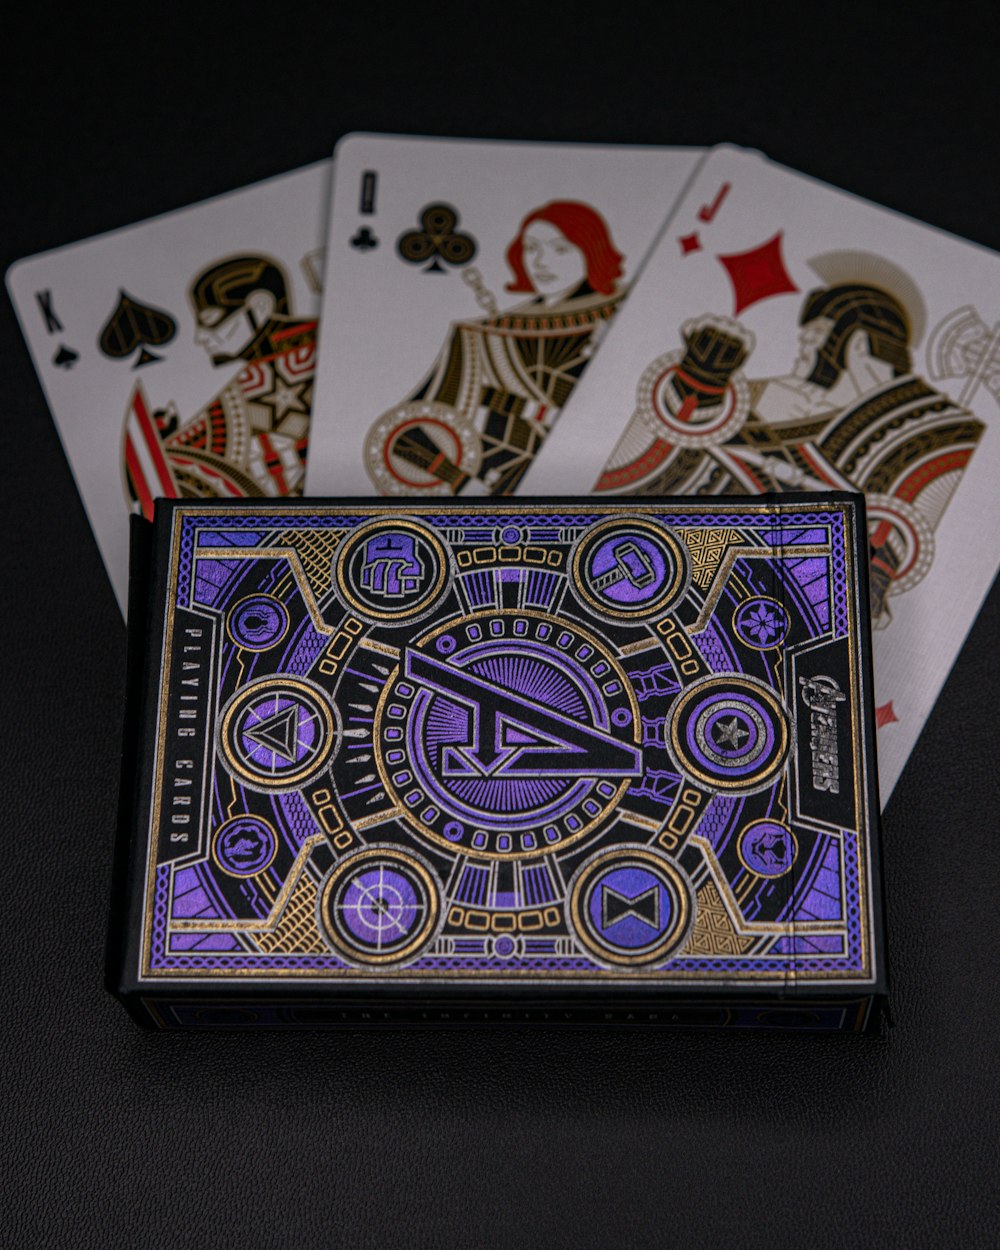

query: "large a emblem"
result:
(374, 611), (642, 858)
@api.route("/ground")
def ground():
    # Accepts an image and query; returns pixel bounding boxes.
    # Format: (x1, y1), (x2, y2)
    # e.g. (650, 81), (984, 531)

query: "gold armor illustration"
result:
(597, 253), (985, 627)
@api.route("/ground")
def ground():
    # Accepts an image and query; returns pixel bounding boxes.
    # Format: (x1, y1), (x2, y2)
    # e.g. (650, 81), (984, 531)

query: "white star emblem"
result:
(714, 716), (749, 748)
(259, 376), (309, 425)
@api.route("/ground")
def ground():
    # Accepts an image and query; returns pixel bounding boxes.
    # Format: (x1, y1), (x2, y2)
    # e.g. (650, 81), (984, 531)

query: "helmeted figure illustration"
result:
(367, 200), (627, 496)
(597, 253), (985, 627)
(124, 254), (316, 515)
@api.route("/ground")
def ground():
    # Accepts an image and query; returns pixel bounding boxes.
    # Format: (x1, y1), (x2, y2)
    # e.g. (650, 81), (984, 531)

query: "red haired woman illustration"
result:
(366, 200), (627, 497)
(505, 201), (625, 301)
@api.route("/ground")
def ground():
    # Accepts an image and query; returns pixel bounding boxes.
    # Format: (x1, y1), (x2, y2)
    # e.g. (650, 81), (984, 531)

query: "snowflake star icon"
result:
(740, 601), (787, 645)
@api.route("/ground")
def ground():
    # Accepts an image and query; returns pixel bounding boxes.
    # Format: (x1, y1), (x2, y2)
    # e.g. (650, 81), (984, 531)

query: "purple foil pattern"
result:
(142, 501), (877, 990)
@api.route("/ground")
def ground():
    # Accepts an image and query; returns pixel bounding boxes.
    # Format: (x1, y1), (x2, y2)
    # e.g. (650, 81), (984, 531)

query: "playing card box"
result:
(109, 495), (887, 1031)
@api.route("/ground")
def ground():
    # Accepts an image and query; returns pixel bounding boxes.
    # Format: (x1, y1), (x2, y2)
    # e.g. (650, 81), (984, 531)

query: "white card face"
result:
(532, 144), (1000, 803)
(306, 134), (703, 497)
(6, 160), (332, 614)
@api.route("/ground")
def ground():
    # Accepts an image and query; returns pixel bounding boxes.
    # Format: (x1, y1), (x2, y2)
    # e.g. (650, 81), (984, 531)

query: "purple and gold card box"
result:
(110, 495), (886, 1030)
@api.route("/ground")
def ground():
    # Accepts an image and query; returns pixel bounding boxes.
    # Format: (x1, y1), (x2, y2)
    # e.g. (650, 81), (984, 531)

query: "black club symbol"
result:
(397, 203), (477, 272)
(350, 226), (379, 252)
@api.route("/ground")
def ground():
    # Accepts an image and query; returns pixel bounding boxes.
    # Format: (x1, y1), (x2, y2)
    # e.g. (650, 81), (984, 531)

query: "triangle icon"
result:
(244, 705), (299, 762)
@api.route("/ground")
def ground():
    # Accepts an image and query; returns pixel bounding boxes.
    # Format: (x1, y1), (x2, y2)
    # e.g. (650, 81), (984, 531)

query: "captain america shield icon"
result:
(668, 673), (789, 793)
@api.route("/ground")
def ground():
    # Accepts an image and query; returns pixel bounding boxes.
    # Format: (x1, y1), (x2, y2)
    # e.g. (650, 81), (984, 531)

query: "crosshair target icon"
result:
(320, 848), (440, 965)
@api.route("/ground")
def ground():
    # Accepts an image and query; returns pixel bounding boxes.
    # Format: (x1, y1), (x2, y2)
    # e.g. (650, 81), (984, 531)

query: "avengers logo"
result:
(374, 611), (642, 858)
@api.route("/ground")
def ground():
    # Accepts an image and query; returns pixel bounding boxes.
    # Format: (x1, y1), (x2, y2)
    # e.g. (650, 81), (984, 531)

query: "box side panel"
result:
(110, 504), (177, 1013)
(139, 992), (876, 1032)
(847, 492), (890, 1004)
(105, 513), (153, 1002)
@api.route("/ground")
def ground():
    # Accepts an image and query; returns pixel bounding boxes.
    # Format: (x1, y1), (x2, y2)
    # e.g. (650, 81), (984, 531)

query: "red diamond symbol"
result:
(875, 701), (899, 729)
(678, 232), (702, 256)
(717, 231), (798, 316)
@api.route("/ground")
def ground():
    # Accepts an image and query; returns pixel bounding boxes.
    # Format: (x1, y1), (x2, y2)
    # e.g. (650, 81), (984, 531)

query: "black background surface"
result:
(2, 7), (998, 1247)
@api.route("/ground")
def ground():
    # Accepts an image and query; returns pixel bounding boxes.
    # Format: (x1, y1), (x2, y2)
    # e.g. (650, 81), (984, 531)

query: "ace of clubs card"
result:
(6, 160), (332, 614)
(532, 144), (1000, 803)
(306, 133), (704, 498)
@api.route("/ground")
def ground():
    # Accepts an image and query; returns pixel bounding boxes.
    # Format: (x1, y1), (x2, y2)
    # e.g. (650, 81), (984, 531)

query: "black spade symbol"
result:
(97, 290), (177, 367)
(52, 344), (79, 369)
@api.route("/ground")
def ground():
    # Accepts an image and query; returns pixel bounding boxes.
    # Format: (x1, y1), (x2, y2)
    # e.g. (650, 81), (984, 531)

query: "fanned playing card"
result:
(6, 160), (332, 613)
(531, 144), (1000, 802)
(306, 134), (704, 497)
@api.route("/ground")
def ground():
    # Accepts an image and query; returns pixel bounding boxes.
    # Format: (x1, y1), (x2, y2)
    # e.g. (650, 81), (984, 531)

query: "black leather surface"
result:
(3, 9), (998, 1247)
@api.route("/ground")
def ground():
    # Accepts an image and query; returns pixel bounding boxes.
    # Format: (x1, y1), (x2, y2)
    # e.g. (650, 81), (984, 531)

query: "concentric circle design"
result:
(225, 594), (290, 651)
(374, 610), (641, 859)
(366, 400), (482, 495)
(212, 815), (278, 877)
(569, 846), (692, 966)
(737, 819), (798, 878)
(865, 492), (934, 597)
(219, 676), (337, 789)
(635, 349), (750, 448)
(732, 595), (790, 650)
(668, 674), (789, 792)
(319, 847), (440, 965)
(335, 517), (450, 622)
(572, 517), (689, 620)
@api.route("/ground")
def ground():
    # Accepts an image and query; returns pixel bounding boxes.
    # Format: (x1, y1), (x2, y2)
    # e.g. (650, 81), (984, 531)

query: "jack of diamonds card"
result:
(306, 134), (703, 498)
(6, 160), (331, 614)
(531, 145), (1000, 803)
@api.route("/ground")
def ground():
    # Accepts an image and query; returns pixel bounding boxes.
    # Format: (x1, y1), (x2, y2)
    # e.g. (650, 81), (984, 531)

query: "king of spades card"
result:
(6, 159), (330, 613)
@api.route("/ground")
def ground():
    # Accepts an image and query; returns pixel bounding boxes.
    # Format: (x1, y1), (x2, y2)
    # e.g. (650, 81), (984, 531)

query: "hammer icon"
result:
(592, 541), (657, 592)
